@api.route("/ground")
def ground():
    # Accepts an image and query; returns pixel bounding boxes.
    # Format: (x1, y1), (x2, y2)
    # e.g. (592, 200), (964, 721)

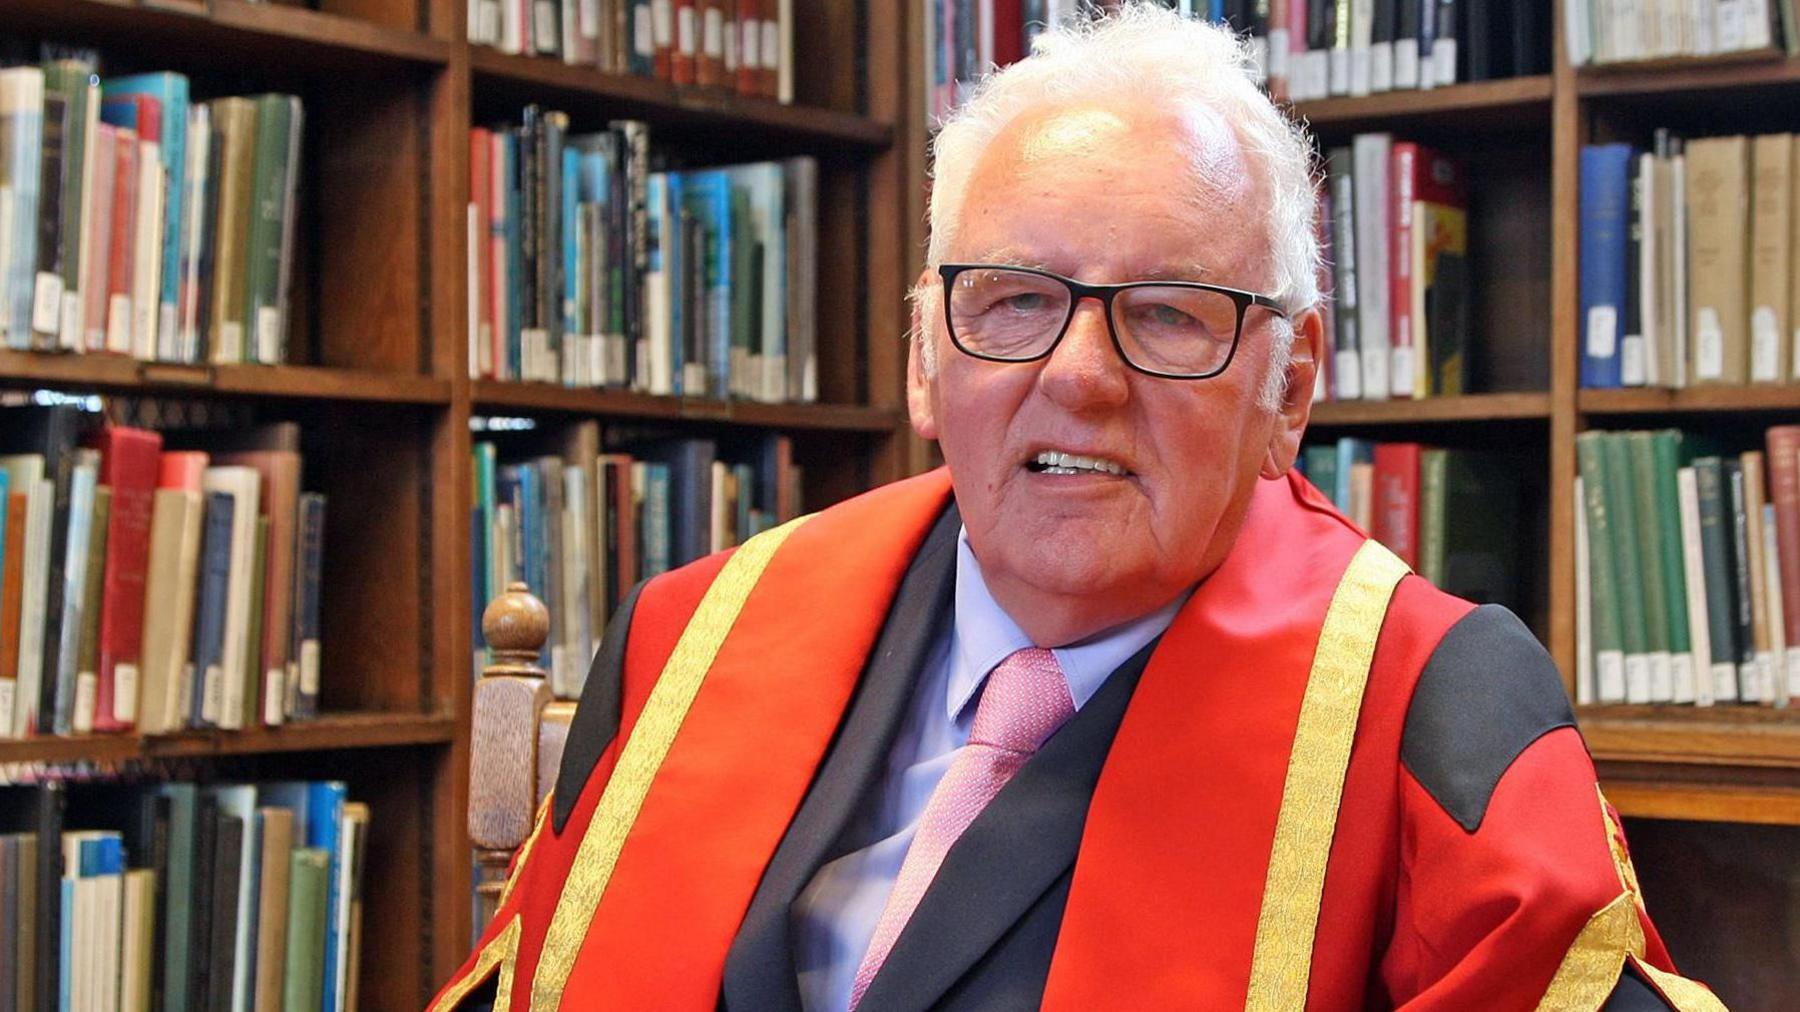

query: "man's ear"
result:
(1261, 306), (1322, 479)
(907, 275), (940, 441)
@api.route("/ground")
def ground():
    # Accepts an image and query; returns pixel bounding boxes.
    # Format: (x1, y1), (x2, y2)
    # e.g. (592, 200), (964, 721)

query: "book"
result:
(138, 451), (207, 734)
(1324, 147), (1362, 399)
(102, 73), (189, 358)
(251, 807), (294, 1012)
(1371, 442), (1420, 566)
(215, 450), (300, 727)
(201, 466), (261, 731)
(1684, 135), (1750, 385)
(1351, 132), (1392, 399)
(188, 490), (236, 729)
(283, 848), (329, 1012)
(1694, 457), (1742, 702)
(1577, 433), (1627, 702)
(1749, 133), (1793, 384)
(1580, 144), (1632, 389)
(91, 426), (163, 732)
(207, 96), (257, 364)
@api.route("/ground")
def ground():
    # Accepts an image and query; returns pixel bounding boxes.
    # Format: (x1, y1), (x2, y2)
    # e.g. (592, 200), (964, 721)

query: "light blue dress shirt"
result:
(791, 527), (1189, 1011)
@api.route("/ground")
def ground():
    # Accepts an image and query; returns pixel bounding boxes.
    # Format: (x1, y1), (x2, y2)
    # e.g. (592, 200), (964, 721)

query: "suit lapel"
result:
(855, 638), (1157, 1012)
(720, 503), (962, 1011)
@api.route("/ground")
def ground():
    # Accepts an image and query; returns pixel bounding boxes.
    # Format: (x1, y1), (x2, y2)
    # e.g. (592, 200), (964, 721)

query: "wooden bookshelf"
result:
(1309, 392), (1553, 426)
(1292, 74), (1554, 132)
(2, 0), (914, 1005)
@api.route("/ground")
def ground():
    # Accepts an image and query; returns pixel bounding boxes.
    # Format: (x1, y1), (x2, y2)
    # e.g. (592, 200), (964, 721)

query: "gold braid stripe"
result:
(1245, 539), (1410, 1012)
(429, 915), (521, 1012)
(529, 516), (808, 1011)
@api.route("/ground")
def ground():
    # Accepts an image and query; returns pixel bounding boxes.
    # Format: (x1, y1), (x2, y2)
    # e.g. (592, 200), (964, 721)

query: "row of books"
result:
(1580, 134), (1800, 390)
(1, 779), (368, 1012)
(471, 421), (801, 689)
(0, 407), (325, 741)
(1297, 438), (1522, 610)
(1575, 427), (1800, 708)
(0, 63), (303, 365)
(466, 0), (795, 102)
(468, 111), (819, 401)
(926, 0), (1547, 121)
(1566, 0), (1800, 66)
(1315, 134), (1471, 402)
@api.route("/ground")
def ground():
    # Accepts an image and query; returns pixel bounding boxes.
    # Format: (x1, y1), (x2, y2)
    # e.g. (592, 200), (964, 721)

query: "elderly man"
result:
(432, 6), (1722, 1011)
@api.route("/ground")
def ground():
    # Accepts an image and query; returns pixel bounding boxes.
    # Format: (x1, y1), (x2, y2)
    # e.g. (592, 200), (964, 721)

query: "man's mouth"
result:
(1025, 450), (1132, 477)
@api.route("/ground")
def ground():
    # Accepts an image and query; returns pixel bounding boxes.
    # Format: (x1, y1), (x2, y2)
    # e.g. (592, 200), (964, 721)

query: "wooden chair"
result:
(468, 582), (577, 926)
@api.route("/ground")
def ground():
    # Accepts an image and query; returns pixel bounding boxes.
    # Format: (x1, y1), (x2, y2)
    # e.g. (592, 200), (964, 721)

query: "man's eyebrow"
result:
(963, 250), (1215, 282)
(1137, 262), (1214, 282)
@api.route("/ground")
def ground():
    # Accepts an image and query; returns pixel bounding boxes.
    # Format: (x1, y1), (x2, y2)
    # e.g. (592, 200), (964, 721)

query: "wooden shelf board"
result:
(1307, 392), (1552, 426)
(472, 380), (905, 432)
(8, 0), (451, 70)
(0, 351), (451, 405)
(1579, 705), (1800, 769)
(1290, 75), (1553, 131)
(0, 711), (456, 766)
(469, 48), (892, 152)
(1579, 386), (1800, 415)
(1597, 775), (1800, 826)
(1578, 51), (1800, 98)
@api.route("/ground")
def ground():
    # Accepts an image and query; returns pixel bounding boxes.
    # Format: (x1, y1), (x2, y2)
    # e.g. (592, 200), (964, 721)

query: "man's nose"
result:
(1037, 298), (1130, 411)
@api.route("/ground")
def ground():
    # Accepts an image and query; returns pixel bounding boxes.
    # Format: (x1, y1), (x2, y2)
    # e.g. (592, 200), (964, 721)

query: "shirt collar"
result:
(947, 526), (1191, 724)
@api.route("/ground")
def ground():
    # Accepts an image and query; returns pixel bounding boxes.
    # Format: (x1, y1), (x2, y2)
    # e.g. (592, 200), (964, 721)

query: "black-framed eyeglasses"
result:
(937, 263), (1288, 380)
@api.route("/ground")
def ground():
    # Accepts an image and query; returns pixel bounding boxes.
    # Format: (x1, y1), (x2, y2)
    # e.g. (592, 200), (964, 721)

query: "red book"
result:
(93, 426), (164, 732)
(471, 127), (493, 379)
(735, 0), (760, 95)
(106, 129), (139, 356)
(1372, 442), (1422, 568)
(159, 450), (209, 491)
(0, 491), (26, 722)
(696, 0), (725, 88)
(993, 0), (1023, 68)
(760, 0), (780, 98)
(673, 0), (699, 85)
(104, 93), (162, 145)
(1389, 142), (1420, 400)
(1765, 427), (1800, 670)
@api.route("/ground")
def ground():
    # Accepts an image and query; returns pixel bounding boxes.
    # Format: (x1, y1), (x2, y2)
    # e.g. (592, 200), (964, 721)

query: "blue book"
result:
(1333, 438), (1374, 513)
(641, 462), (672, 577)
(627, 0), (655, 75)
(501, 131), (523, 380)
(662, 172), (686, 393)
(683, 171), (735, 400)
(1579, 143), (1633, 390)
(306, 781), (348, 1012)
(189, 491), (237, 728)
(59, 878), (75, 1010)
(104, 73), (189, 351)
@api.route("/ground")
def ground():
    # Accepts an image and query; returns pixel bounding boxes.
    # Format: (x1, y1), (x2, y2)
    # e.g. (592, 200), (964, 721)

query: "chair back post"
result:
(470, 581), (552, 926)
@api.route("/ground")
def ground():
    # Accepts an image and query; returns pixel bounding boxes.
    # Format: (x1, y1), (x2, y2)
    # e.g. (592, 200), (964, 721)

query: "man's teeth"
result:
(1031, 451), (1127, 476)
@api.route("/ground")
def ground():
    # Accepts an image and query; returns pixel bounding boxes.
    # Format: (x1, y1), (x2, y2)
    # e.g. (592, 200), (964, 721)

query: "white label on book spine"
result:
(1624, 655), (1652, 703)
(1268, 30), (1289, 83)
(634, 6), (653, 55)
(1752, 306), (1780, 380)
(1390, 346), (1414, 399)
(1334, 350), (1362, 400)
(1671, 653), (1696, 704)
(677, 5), (695, 54)
(1620, 334), (1646, 385)
(1787, 647), (1800, 699)
(1757, 651), (1778, 703)
(218, 320), (244, 363)
(1586, 305), (1618, 358)
(1718, 1), (1746, 50)
(480, 2), (501, 44)
(1649, 651), (1673, 702)
(1370, 42), (1393, 92)
(653, 0), (672, 45)
(1394, 41), (1420, 88)
(703, 7), (722, 57)
(176, 662), (195, 727)
(1695, 307), (1724, 379)
(265, 668), (285, 725)
(1706, 662), (1735, 705)
(256, 306), (281, 364)
(1434, 39), (1457, 84)
(202, 663), (223, 724)
(73, 672), (97, 734)
(0, 681), (13, 737)
(106, 294), (132, 354)
(300, 639), (321, 696)
(60, 290), (81, 350)
(1350, 49), (1372, 96)
(157, 303), (177, 360)
(114, 663), (138, 723)
(1792, 327), (1800, 379)
(580, 0), (599, 37)
(762, 20), (779, 69)
(31, 272), (62, 336)
(1597, 650), (1626, 703)
(1329, 50), (1350, 95)
(534, 2), (557, 46)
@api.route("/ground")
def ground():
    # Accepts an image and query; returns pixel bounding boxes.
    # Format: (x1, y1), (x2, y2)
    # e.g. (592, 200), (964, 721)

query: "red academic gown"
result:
(430, 468), (1725, 1012)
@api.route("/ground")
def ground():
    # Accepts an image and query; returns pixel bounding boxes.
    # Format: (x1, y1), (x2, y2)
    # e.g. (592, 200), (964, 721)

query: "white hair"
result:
(914, 2), (1318, 411)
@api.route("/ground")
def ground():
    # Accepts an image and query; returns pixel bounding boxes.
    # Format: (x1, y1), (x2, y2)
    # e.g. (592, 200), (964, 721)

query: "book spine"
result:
(1767, 426), (1800, 696)
(1677, 465), (1715, 706)
(1727, 458), (1758, 699)
(0, 490), (25, 735)
(189, 491), (235, 729)
(94, 428), (161, 732)
(1575, 474), (1594, 704)
(1695, 457), (1741, 702)
(1577, 433), (1627, 702)
(1621, 153), (1645, 385)
(1388, 142), (1416, 399)
(292, 493), (325, 721)
(1740, 453), (1774, 702)
(1749, 133), (1792, 383)
(1601, 433), (1651, 702)
(1325, 148), (1361, 399)
(1653, 431), (1696, 702)
(1351, 132), (1390, 400)
(1580, 144), (1631, 389)
(1627, 431), (1674, 701)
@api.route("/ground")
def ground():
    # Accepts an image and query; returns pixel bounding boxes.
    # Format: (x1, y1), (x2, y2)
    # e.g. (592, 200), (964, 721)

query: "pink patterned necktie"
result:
(846, 647), (1075, 1010)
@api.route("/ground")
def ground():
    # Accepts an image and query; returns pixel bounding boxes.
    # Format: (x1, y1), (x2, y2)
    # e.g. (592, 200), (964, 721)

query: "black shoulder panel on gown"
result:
(551, 578), (646, 834)
(1601, 960), (1680, 1011)
(1400, 604), (1577, 833)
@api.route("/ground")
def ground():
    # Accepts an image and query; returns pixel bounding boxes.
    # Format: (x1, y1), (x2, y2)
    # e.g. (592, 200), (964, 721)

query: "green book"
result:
(245, 513), (269, 728)
(284, 847), (330, 1012)
(1418, 448), (1449, 588)
(1440, 450), (1522, 607)
(1694, 457), (1741, 702)
(42, 61), (93, 312)
(1301, 445), (1339, 506)
(75, 486), (111, 730)
(159, 784), (201, 1012)
(1601, 432), (1651, 702)
(728, 183), (755, 398)
(1627, 431), (1673, 700)
(1576, 433), (1626, 702)
(242, 94), (298, 364)
(1653, 431), (1694, 699)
